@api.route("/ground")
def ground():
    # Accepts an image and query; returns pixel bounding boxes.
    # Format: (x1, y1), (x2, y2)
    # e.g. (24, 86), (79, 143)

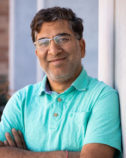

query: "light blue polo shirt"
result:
(0, 69), (121, 157)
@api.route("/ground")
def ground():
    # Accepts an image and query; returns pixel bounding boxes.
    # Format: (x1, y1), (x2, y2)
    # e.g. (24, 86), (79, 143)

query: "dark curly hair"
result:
(30, 6), (84, 42)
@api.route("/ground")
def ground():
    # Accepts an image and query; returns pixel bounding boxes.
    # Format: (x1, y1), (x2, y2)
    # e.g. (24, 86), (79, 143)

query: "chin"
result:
(49, 73), (72, 82)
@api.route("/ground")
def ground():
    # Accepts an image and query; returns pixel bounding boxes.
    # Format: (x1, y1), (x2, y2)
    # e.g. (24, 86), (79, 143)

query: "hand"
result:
(4, 128), (27, 149)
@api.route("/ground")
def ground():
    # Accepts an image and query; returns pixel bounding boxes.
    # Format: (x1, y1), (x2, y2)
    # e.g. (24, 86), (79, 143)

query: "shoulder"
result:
(85, 76), (119, 109)
(13, 82), (42, 99)
(88, 76), (118, 97)
(4, 82), (42, 111)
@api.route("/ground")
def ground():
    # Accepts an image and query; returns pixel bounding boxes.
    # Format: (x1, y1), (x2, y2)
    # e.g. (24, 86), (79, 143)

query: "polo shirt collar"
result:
(71, 68), (89, 91)
(39, 75), (49, 95)
(39, 68), (89, 95)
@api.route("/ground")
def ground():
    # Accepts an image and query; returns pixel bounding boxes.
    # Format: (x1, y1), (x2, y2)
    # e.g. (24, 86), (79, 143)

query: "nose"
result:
(48, 40), (62, 55)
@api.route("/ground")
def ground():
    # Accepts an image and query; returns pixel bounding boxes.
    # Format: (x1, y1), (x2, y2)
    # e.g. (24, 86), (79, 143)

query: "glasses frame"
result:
(34, 33), (72, 49)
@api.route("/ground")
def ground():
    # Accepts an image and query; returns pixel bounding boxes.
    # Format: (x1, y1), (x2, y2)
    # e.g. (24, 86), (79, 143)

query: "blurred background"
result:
(0, 0), (9, 116)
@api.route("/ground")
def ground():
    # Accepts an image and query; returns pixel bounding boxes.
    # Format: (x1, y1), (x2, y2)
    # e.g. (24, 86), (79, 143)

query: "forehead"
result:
(37, 20), (74, 39)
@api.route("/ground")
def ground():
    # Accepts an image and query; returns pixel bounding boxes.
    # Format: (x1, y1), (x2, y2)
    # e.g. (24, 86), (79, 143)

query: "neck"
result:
(48, 68), (82, 93)
(48, 80), (72, 93)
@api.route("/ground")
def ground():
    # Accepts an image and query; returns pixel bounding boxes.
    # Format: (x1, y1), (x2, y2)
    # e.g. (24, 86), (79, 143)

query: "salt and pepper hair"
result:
(30, 6), (84, 42)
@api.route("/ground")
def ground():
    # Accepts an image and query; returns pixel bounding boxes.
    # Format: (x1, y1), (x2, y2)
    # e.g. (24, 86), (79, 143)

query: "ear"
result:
(79, 39), (86, 58)
(35, 49), (38, 57)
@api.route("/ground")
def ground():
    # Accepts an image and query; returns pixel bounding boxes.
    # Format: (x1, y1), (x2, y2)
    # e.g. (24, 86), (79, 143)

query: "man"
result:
(0, 7), (121, 158)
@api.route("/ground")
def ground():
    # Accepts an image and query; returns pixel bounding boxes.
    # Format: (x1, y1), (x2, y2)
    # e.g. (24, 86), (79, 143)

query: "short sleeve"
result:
(0, 91), (24, 141)
(84, 88), (122, 155)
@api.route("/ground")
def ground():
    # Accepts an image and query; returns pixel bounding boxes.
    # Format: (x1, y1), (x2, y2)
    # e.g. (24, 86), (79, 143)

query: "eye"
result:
(38, 39), (49, 47)
(55, 36), (70, 44)
(59, 37), (69, 42)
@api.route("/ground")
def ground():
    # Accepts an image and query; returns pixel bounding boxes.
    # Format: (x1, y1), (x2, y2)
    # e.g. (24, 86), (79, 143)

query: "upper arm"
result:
(84, 88), (122, 156)
(0, 92), (24, 142)
(80, 143), (115, 158)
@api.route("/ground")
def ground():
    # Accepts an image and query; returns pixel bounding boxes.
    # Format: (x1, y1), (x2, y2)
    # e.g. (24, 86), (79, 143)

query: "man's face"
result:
(35, 20), (85, 83)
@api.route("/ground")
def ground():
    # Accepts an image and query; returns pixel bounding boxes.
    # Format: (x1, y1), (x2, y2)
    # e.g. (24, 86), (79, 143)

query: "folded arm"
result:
(0, 129), (115, 158)
(0, 129), (80, 158)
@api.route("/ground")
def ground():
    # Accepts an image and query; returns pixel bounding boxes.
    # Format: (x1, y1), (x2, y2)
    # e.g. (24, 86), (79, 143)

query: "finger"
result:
(0, 141), (4, 146)
(12, 128), (23, 148)
(5, 132), (16, 147)
(18, 130), (27, 149)
(4, 140), (9, 146)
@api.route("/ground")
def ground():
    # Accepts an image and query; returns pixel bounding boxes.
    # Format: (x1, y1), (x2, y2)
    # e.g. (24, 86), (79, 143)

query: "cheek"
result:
(36, 53), (47, 67)
(64, 44), (77, 56)
(68, 45), (82, 60)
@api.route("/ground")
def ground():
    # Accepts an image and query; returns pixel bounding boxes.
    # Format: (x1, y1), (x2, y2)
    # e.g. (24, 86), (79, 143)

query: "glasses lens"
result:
(37, 38), (50, 48)
(54, 35), (70, 45)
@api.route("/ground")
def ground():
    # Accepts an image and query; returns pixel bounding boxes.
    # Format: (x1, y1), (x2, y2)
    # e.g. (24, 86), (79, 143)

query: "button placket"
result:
(51, 97), (62, 119)
(57, 97), (62, 102)
(53, 113), (59, 117)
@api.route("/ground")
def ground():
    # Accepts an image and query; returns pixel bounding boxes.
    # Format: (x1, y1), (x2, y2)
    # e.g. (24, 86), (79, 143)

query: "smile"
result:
(49, 57), (67, 64)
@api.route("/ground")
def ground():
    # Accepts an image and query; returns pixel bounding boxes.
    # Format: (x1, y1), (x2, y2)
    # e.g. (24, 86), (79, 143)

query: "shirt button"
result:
(53, 113), (58, 117)
(57, 98), (62, 102)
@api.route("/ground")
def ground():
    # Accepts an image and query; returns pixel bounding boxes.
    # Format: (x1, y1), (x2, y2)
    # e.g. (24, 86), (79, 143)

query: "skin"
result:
(35, 20), (85, 93)
(0, 20), (116, 157)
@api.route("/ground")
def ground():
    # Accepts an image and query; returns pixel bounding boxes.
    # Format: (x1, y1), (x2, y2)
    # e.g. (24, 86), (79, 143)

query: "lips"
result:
(48, 57), (67, 65)
(48, 57), (66, 62)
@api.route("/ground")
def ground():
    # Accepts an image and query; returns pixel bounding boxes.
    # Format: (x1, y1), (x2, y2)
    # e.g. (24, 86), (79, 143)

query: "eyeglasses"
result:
(34, 33), (71, 50)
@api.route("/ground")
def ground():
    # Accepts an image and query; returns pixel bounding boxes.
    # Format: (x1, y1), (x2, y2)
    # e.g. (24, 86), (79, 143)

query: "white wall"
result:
(98, 0), (114, 87)
(115, 0), (126, 157)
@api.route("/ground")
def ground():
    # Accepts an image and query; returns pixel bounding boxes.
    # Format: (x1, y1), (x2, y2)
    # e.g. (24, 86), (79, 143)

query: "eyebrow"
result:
(38, 33), (71, 41)
(56, 33), (71, 36)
